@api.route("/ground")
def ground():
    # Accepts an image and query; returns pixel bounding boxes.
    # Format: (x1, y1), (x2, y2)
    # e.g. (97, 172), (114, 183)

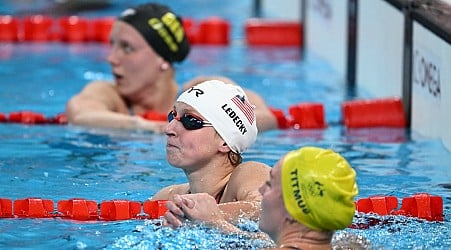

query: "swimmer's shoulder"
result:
(225, 161), (270, 201)
(234, 161), (271, 175)
(152, 183), (190, 200)
(83, 80), (116, 91)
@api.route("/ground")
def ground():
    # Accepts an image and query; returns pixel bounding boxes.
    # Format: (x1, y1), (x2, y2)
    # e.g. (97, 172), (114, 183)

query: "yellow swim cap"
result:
(281, 146), (358, 231)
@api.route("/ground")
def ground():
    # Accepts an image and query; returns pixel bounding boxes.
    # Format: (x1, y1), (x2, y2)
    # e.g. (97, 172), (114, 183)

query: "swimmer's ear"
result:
(160, 62), (169, 71)
(218, 141), (231, 153)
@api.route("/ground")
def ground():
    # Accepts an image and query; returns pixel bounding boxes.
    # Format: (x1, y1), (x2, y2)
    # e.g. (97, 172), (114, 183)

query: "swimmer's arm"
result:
(218, 201), (261, 222)
(217, 162), (270, 222)
(152, 184), (189, 200)
(66, 81), (166, 132)
(164, 194), (270, 240)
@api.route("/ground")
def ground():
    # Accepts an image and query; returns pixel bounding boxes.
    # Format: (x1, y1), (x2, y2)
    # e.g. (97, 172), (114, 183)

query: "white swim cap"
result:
(177, 80), (258, 153)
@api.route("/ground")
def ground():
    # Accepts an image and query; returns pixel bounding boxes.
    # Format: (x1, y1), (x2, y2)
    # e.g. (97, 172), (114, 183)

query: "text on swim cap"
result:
(221, 104), (248, 135)
(148, 12), (184, 52)
(161, 12), (185, 43)
(290, 168), (310, 214)
(186, 87), (204, 97)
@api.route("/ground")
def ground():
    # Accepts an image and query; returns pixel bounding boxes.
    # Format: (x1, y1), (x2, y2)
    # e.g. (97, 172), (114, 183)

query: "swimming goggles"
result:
(167, 110), (213, 130)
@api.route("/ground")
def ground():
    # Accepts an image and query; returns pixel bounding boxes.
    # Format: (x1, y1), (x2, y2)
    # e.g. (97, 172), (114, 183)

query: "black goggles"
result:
(167, 110), (213, 130)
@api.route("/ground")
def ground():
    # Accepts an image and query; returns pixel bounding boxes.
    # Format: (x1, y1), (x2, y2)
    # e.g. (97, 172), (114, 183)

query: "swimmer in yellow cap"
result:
(164, 146), (362, 249)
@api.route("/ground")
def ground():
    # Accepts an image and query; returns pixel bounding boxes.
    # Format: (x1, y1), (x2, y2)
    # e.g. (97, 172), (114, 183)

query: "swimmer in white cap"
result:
(153, 80), (271, 222)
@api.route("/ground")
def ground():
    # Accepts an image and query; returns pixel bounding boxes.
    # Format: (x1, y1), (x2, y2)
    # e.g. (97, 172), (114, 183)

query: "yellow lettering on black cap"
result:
(161, 12), (185, 43)
(148, 17), (178, 52)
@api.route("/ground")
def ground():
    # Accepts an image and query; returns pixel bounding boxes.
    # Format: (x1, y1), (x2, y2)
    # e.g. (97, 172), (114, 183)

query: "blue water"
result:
(1, 1), (451, 249)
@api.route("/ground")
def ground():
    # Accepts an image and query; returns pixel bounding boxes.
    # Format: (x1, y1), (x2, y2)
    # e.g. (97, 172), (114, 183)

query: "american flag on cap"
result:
(231, 95), (255, 124)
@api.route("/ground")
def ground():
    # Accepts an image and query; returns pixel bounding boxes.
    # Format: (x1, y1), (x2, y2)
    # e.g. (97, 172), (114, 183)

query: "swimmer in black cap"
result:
(65, 3), (278, 132)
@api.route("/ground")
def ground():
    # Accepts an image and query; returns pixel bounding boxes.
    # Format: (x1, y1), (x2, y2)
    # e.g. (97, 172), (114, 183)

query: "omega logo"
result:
(412, 48), (441, 98)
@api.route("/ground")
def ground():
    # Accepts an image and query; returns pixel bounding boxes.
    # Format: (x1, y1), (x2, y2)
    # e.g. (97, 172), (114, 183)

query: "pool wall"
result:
(261, 0), (451, 152)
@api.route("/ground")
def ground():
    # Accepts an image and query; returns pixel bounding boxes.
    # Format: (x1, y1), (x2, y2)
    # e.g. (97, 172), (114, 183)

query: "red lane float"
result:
(245, 19), (303, 46)
(269, 107), (292, 129)
(92, 17), (114, 43)
(0, 97), (407, 128)
(141, 111), (167, 122)
(198, 17), (230, 45)
(14, 198), (54, 218)
(1, 111), (67, 125)
(342, 97), (406, 128)
(289, 103), (326, 129)
(59, 16), (89, 42)
(0, 15), (230, 45)
(0, 15), (19, 42)
(356, 193), (443, 222)
(270, 102), (326, 129)
(143, 200), (168, 219)
(58, 198), (98, 220)
(1, 197), (168, 221)
(8, 111), (46, 124)
(23, 15), (54, 41)
(0, 198), (13, 218)
(100, 200), (142, 221)
(182, 18), (200, 44)
(0, 112), (6, 122)
(2, 194), (442, 225)
(392, 193), (443, 221)
(356, 196), (399, 216)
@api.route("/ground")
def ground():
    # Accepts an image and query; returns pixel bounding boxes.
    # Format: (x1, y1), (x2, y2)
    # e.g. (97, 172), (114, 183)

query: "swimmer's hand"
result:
(164, 193), (225, 228)
(163, 193), (242, 234)
(163, 195), (188, 229)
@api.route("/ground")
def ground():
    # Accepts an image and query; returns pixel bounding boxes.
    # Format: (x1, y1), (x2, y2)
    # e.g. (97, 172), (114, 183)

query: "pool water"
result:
(1, 1), (451, 249)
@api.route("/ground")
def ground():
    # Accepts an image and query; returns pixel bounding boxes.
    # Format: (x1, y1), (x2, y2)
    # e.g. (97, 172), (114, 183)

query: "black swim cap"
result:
(118, 3), (190, 63)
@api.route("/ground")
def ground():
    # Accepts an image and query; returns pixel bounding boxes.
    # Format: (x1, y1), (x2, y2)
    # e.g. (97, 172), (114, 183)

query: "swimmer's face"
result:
(258, 157), (287, 241)
(165, 102), (223, 170)
(108, 21), (166, 97)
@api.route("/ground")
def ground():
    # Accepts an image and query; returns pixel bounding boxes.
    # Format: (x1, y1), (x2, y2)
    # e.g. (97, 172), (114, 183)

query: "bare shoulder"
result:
(82, 80), (116, 94)
(233, 161), (271, 176)
(224, 161), (270, 201)
(66, 80), (122, 114)
(152, 183), (190, 200)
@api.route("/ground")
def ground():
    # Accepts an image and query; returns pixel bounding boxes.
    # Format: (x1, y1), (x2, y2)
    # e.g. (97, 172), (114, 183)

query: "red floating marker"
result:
(57, 199), (98, 221)
(92, 16), (114, 43)
(0, 15), (20, 42)
(356, 196), (398, 215)
(0, 198), (13, 218)
(245, 19), (303, 46)
(23, 15), (54, 41)
(8, 111), (46, 124)
(141, 111), (167, 121)
(392, 193), (443, 221)
(100, 200), (141, 220)
(59, 16), (88, 42)
(13, 198), (54, 218)
(46, 113), (68, 125)
(269, 107), (292, 129)
(289, 103), (326, 129)
(0, 112), (6, 122)
(198, 17), (230, 45)
(342, 97), (406, 128)
(143, 200), (168, 219)
(182, 17), (201, 45)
